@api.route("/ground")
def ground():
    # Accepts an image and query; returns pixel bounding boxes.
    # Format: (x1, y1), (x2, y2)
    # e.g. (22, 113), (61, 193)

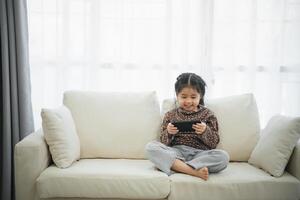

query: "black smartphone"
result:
(172, 120), (201, 133)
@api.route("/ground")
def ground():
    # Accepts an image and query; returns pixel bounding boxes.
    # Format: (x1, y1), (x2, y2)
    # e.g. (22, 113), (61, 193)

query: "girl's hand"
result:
(167, 123), (179, 135)
(193, 122), (207, 135)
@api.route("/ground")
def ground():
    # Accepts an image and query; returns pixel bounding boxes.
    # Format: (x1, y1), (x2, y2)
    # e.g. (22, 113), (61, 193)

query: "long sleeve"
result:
(197, 114), (219, 149)
(160, 112), (174, 146)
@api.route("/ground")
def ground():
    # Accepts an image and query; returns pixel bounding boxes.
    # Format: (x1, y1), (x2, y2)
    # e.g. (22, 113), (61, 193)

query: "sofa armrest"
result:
(286, 139), (300, 181)
(14, 129), (51, 200)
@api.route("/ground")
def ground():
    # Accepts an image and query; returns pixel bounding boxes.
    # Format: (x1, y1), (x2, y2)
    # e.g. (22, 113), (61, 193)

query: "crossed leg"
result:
(145, 141), (227, 180)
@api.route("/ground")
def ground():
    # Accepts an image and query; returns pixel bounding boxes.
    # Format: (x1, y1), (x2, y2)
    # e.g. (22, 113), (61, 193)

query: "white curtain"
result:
(211, 0), (300, 126)
(28, 0), (300, 128)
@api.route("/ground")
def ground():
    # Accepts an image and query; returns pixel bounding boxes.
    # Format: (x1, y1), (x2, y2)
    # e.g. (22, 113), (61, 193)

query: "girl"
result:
(146, 72), (229, 180)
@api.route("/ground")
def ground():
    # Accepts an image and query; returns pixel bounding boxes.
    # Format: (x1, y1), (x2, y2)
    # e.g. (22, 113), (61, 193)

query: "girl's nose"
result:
(185, 99), (192, 104)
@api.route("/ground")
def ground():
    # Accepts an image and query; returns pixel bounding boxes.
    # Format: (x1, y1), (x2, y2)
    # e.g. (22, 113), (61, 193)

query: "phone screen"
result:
(172, 120), (201, 133)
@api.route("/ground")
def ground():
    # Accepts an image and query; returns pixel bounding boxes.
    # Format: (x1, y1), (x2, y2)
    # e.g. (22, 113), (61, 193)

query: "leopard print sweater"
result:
(160, 106), (219, 150)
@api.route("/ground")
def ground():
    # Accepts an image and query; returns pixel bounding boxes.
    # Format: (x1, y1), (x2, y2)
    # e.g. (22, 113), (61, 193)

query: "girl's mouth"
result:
(184, 106), (194, 111)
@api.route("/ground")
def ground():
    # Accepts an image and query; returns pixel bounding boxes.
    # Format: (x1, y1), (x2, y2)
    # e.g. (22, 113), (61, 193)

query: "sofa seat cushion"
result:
(36, 159), (170, 199)
(169, 163), (300, 200)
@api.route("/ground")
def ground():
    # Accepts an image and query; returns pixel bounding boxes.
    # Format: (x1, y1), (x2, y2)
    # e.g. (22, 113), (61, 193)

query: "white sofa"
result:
(15, 91), (300, 200)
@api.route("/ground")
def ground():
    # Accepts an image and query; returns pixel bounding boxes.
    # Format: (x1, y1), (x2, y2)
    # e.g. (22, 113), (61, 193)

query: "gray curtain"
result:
(0, 0), (34, 199)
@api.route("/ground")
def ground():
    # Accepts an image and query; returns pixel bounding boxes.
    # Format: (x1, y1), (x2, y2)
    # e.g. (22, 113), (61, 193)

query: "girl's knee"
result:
(213, 149), (230, 166)
(219, 150), (230, 171)
(208, 150), (229, 173)
(145, 141), (160, 151)
(145, 141), (166, 157)
(220, 150), (230, 163)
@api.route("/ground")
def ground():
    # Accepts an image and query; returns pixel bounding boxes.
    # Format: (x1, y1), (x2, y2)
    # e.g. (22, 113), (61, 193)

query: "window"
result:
(28, 0), (300, 128)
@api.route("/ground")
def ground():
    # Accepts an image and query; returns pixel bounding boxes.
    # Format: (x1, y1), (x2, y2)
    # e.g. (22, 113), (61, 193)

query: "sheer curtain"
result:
(28, 0), (300, 128)
(211, 0), (300, 125)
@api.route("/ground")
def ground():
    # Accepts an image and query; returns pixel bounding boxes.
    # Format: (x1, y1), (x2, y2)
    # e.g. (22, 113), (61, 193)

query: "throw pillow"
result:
(248, 115), (300, 177)
(41, 105), (80, 168)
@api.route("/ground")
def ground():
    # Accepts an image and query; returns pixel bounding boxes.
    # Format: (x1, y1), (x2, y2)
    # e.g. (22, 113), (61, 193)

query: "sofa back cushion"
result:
(63, 91), (161, 159)
(162, 93), (261, 161)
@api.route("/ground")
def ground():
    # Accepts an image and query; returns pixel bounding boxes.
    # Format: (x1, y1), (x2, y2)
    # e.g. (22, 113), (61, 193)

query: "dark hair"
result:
(175, 72), (207, 105)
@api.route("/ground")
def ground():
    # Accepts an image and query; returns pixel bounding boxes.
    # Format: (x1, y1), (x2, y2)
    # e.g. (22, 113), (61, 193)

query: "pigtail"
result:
(199, 98), (204, 106)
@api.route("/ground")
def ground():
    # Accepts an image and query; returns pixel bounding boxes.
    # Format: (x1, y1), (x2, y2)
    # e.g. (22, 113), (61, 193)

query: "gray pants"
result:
(145, 141), (229, 175)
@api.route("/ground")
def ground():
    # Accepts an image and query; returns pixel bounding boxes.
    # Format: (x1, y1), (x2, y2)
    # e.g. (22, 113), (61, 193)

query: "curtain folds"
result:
(28, 0), (300, 126)
(27, 0), (215, 127)
(0, 0), (34, 199)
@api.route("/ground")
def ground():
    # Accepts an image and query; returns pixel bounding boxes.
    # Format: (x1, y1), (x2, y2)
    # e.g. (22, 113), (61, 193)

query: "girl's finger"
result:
(192, 124), (199, 128)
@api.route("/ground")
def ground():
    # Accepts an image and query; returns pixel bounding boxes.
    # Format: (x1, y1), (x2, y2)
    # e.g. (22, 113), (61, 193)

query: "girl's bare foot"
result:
(171, 159), (209, 180)
(196, 167), (209, 180)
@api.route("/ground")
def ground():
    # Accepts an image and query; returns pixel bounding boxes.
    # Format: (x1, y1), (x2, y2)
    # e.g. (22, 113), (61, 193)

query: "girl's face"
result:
(176, 86), (201, 112)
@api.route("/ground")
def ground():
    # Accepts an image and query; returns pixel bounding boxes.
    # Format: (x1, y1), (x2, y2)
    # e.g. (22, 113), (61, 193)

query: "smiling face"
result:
(176, 86), (201, 112)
